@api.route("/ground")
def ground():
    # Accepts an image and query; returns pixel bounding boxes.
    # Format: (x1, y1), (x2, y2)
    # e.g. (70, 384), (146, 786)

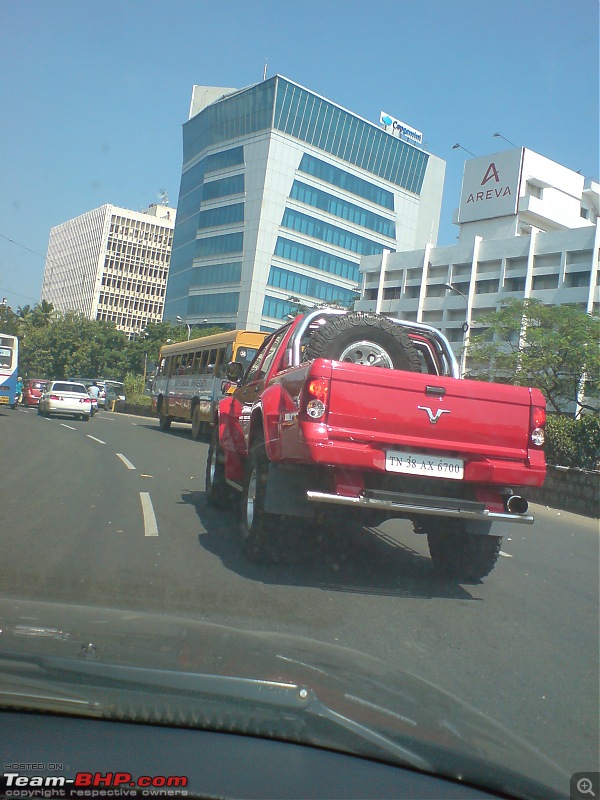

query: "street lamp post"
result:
(493, 132), (517, 148)
(444, 283), (470, 376)
(176, 316), (209, 340)
(452, 143), (477, 158)
(176, 315), (192, 340)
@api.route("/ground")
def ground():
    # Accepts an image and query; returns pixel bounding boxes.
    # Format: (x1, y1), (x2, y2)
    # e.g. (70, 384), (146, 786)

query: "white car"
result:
(38, 381), (93, 421)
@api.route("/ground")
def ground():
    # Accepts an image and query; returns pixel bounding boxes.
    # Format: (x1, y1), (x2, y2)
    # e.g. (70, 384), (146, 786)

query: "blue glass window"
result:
(167, 240), (196, 279)
(290, 181), (395, 237)
(195, 232), (243, 258)
(204, 146), (244, 173)
(274, 78), (428, 194)
(281, 209), (385, 256)
(267, 267), (357, 305)
(188, 292), (240, 315)
(298, 154), (394, 209)
(262, 295), (298, 320)
(194, 262), (241, 286)
(274, 237), (360, 282)
(177, 186), (204, 221)
(198, 203), (244, 229)
(183, 80), (276, 164)
(202, 174), (244, 201)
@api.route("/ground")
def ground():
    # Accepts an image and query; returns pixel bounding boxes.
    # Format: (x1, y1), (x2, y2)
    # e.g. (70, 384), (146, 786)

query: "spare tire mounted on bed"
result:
(304, 311), (421, 372)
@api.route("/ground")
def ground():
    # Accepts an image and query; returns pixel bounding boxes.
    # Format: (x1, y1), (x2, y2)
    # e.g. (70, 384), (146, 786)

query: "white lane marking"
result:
(96, 415), (116, 421)
(86, 435), (106, 445)
(499, 551), (513, 558)
(140, 492), (158, 536)
(60, 423), (77, 430)
(116, 453), (136, 470)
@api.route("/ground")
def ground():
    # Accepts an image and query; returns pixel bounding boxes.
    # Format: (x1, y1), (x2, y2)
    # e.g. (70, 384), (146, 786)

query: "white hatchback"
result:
(38, 381), (93, 421)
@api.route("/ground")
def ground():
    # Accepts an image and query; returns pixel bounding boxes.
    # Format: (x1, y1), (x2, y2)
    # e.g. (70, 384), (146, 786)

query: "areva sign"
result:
(458, 148), (523, 223)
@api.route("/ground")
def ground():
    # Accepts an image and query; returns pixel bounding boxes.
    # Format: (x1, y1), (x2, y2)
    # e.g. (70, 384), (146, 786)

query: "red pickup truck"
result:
(207, 309), (546, 582)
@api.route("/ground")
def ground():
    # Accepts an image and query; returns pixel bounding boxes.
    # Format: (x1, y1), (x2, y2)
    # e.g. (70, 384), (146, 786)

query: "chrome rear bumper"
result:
(306, 489), (534, 525)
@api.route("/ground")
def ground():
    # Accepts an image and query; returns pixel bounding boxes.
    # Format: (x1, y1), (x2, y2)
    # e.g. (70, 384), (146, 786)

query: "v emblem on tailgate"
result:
(418, 406), (451, 424)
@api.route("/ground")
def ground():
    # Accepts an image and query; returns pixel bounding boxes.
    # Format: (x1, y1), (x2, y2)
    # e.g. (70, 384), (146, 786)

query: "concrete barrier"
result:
(527, 465), (600, 519)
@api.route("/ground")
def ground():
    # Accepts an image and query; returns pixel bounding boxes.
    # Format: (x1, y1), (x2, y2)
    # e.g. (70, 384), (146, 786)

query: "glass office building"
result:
(165, 75), (445, 331)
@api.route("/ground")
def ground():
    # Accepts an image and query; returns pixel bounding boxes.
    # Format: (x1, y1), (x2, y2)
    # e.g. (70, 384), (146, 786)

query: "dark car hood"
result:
(0, 597), (568, 799)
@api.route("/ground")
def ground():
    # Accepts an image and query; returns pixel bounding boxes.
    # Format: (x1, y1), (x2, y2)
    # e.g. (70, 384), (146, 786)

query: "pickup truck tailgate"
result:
(326, 362), (533, 461)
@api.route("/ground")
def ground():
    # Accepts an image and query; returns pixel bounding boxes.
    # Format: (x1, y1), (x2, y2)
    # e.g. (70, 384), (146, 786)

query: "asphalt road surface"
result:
(1, 405), (598, 778)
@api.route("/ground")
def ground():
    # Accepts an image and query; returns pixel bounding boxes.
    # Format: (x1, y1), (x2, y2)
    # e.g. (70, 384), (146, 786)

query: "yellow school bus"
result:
(151, 329), (267, 439)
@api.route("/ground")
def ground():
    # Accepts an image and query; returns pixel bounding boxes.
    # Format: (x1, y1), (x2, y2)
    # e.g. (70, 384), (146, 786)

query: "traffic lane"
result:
(371, 508), (598, 776)
(180, 485), (597, 775)
(88, 412), (208, 483)
(26, 411), (227, 612)
(0, 407), (166, 608)
(4, 409), (596, 773)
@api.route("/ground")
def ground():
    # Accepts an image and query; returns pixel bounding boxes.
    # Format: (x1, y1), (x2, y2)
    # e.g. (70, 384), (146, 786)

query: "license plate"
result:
(0, 395), (9, 404)
(385, 450), (464, 480)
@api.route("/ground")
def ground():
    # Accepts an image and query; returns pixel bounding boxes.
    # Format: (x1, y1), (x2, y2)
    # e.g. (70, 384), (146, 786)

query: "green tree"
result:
(0, 304), (19, 335)
(16, 304), (32, 320)
(18, 312), (130, 379)
(468, 299), (599, 415)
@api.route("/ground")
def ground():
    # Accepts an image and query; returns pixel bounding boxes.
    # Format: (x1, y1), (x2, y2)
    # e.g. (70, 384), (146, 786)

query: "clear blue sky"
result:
(0, 0), (597, 311)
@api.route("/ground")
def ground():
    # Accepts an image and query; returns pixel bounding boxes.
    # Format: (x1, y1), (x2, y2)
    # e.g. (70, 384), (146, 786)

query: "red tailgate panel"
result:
(326, 363), (532, 461)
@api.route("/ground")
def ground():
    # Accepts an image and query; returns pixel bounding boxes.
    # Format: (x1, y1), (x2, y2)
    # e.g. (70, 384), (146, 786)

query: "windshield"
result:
(0, 3), (598, 800)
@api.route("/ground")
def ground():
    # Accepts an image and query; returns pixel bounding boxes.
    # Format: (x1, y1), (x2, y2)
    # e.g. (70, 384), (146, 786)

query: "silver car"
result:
(38, 381), (93, 421)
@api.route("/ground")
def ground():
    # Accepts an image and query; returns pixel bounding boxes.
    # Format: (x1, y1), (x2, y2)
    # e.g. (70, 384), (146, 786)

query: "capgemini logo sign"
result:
(380, 111), (423, 145)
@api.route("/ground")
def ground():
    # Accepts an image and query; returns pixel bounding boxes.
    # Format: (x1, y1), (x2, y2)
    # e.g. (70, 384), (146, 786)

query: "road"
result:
(1, 404), (598, 779)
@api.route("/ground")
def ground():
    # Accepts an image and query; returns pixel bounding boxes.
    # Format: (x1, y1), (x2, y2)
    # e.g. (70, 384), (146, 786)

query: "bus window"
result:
(0, 347), (11, 369)
(171, 355), (182, 376)
(190, 351), (201, 374)
(198, 350), (209, 374)
(235, 346), (259, 371)
(215, 347), (227, 377)
(206, 349), (218, 374)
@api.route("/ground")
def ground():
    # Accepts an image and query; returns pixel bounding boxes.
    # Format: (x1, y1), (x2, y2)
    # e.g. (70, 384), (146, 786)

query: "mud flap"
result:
(263, 464), (315, 518)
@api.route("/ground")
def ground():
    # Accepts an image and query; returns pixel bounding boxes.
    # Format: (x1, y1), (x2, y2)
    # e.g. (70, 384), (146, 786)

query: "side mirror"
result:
(226, 361), (244, 383)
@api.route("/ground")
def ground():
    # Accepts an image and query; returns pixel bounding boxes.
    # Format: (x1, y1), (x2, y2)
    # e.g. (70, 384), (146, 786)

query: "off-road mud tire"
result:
(427, 527), (502, 583)
(240, 435), (281, 563)
(305, 311), (421, 372)
(205, 429), (233, 510)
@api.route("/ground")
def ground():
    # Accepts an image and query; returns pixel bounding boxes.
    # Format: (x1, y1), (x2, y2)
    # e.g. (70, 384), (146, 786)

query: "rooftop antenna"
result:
(158, 188), (169, 206)
(263, 59), (268, 81)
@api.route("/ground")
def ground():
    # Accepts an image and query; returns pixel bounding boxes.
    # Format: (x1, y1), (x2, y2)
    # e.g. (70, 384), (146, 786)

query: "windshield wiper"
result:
(0, 651), (432, 772)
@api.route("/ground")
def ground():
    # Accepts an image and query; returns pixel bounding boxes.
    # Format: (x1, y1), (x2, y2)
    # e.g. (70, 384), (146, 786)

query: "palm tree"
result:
(16, 304), (32, 319)
(31, 300), (57, 327)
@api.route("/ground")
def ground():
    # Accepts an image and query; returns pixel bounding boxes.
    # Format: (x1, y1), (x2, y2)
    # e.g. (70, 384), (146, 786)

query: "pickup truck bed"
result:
(207, 309), (547, 583)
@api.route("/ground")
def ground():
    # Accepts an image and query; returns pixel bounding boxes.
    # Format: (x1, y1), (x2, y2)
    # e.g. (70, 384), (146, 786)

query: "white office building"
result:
(42, 203), (176, 337)
(357, 147), (599, 368)
(165, 76), (445, 331)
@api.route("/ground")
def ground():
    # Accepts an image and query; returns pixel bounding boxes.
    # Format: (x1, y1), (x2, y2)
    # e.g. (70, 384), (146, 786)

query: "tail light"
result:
(530, 404), (546, 447)
(80, 397), (91, 404)
(303, 377), (330, 420)
(49, 394), (62, 401)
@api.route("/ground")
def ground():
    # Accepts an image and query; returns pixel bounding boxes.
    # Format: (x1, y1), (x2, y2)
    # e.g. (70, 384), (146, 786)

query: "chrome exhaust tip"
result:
(506, 495), (529, 515)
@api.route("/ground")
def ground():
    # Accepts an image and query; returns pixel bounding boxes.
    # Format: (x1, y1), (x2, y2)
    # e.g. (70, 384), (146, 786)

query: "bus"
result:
(0, 332), (19, 409)
(152, 329), (268, 439)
